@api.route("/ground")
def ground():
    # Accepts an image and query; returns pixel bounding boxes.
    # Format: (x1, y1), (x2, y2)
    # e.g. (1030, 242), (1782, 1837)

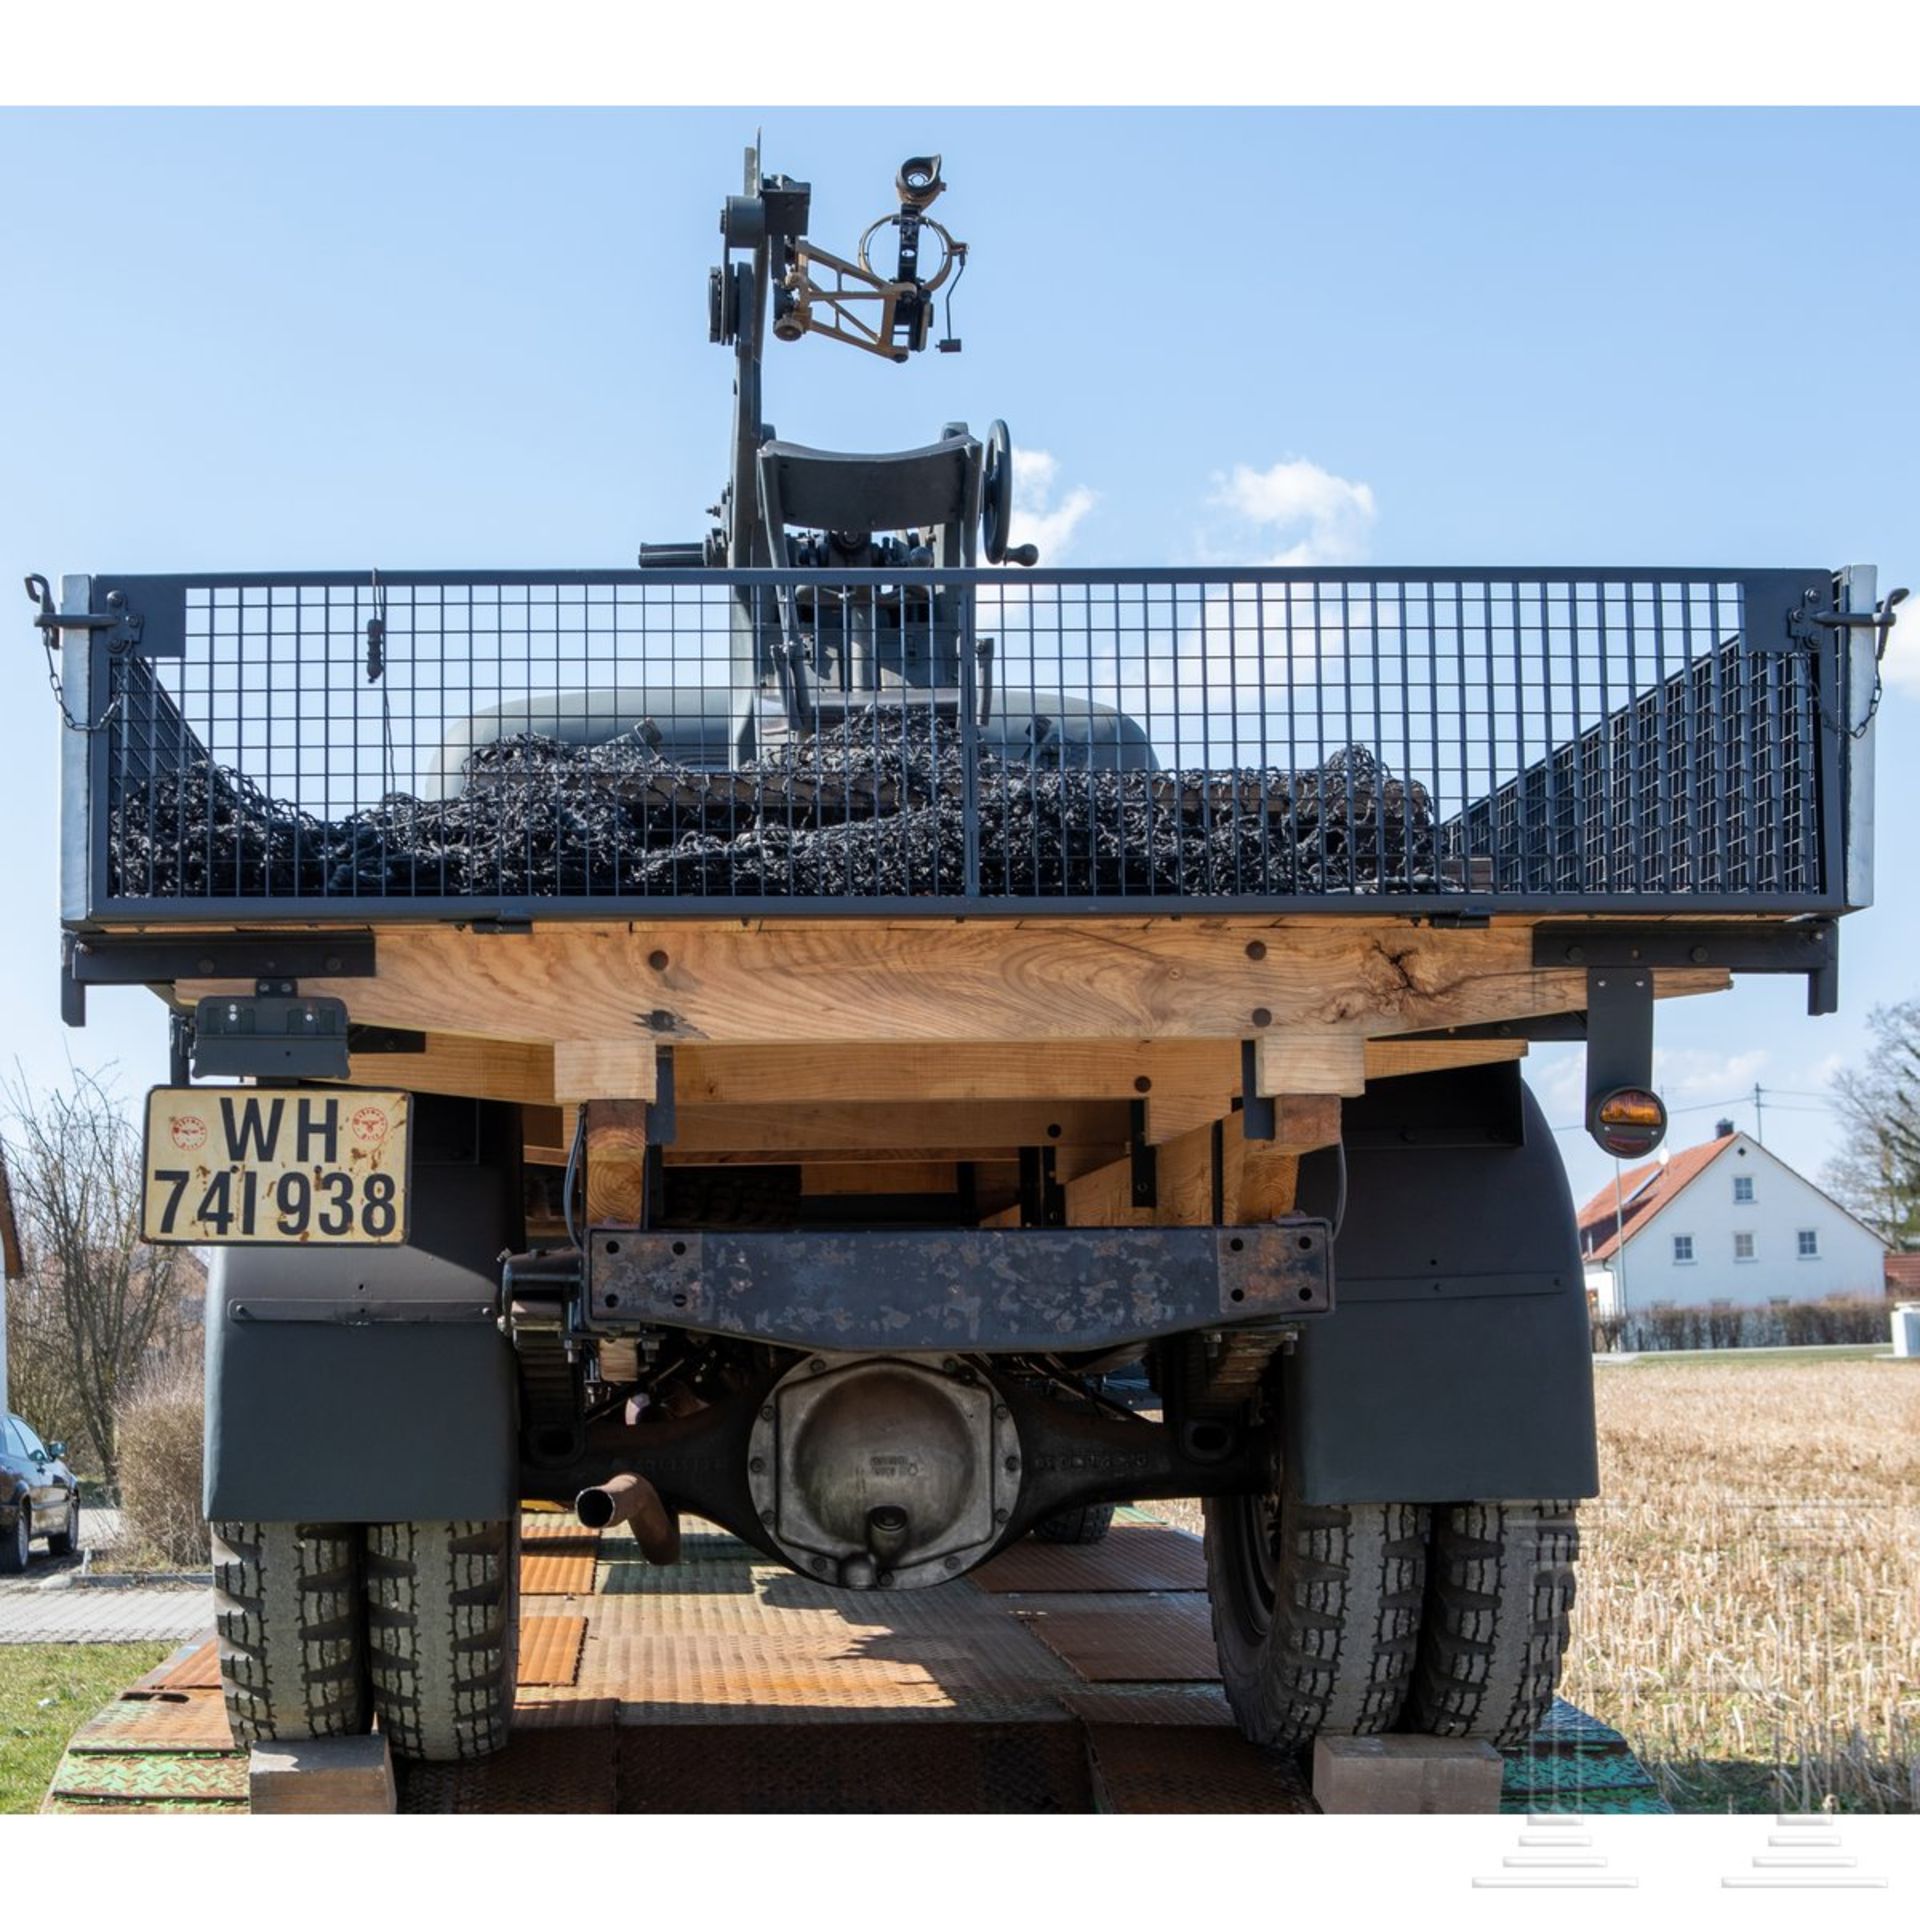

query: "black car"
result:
(2, 1410), (81, 1572)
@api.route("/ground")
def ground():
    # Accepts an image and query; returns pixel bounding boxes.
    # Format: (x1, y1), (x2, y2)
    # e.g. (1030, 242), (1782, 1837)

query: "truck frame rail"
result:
(50, 564), (1876, 925)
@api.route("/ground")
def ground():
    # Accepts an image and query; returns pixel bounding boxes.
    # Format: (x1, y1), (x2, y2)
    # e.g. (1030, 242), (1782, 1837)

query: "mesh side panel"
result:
(91, 568), (1837, 915)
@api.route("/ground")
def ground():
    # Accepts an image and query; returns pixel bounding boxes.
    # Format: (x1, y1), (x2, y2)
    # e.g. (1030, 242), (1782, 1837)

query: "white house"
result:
(1576, 1123), (1887, 1317)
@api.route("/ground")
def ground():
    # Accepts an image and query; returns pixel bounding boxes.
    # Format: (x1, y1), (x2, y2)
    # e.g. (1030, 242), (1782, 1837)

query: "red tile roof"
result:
(1887, 1252), (1920, 1300)
(1575, 1132), (1740, 1265)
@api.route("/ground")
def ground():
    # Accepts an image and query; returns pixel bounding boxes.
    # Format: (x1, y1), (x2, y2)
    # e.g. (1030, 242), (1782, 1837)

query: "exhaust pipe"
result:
(575, 1472), (681, 1565)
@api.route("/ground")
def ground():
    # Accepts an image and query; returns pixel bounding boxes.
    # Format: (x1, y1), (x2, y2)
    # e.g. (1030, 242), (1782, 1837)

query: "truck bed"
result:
(53, 563), (1874, 1169)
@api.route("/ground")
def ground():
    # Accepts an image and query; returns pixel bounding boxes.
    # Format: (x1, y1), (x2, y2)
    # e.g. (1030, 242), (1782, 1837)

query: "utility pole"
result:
(1613, 1161), (1628, 1319)
(1753, 1082), (1765, 1145)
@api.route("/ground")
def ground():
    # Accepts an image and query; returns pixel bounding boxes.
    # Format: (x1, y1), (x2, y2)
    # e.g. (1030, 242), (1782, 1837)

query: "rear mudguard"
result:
(1283, 1063), (1599, 1506)
(203, 1096), (520, 1524)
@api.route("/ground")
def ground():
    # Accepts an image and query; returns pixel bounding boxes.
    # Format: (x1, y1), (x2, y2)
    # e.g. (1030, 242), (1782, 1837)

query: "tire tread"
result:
(1406, 1500), (1579, 1749)
(212, 1520), (369, 1745)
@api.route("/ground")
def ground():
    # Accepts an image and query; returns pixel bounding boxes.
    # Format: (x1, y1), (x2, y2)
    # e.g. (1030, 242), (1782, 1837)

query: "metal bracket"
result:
(1784, 583), (1908, 661)
(1532, 919), (1838, 1017)
(1239, 1041), (1277, 1142)
(1583, 967), (1654, 1129)
(1128, 1099), (1157, 1207)
(1018, 1146), (1067, 1228)
(192, 993), (352, 1080)
(585, 1223), (1333, 1349)
(25, 573), (148, 655)
(76, 576), (184, 657)
(62, 930), (377, 1032)
(228, 1299), (496, 1327)
(650, 1047), (678, 1147)
(1741, 572), (1834, 656)
(66, 930), (377, 986)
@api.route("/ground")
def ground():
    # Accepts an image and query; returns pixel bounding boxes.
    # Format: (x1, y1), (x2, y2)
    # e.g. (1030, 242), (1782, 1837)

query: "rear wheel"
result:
(1204, 1483), (1428, 1753)
(365, 1519), (519, 1762)
(1, 1505), (29, 1574)
(1405, 1500), (1579, 1749)
(212, 1521), (371, 1745)
(1031, 1502), (1116, 1546)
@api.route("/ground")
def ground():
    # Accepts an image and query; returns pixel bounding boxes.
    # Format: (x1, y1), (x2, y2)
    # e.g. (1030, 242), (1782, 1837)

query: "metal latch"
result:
(193, 985), (352, 1081)
(24, 573), (143, 653)
(1788, 584), (1908, 651)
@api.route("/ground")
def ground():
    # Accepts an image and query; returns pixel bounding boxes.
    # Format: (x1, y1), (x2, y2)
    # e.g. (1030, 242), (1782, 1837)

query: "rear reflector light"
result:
(1590, 1087), (1668, 1158)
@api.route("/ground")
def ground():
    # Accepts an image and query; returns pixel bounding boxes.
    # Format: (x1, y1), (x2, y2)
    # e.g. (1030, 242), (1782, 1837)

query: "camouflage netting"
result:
(107, 709), (1446, 901)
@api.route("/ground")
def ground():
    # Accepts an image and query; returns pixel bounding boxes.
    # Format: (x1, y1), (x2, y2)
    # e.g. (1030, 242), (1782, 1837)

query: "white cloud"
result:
(1007, 447), (1095, 562)
(1208, 457), (1378, 564)
(1651, 1046), (1768, 1106)
(1881, 633), (1920, 699)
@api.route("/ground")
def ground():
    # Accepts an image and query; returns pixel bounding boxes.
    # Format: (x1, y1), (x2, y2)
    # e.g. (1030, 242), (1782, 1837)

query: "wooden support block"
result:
(1054, 1102), (1329, 1230)
(1254, 1032), (1369, 1097)
(1365, 1037), (1527, 1079)
(348, 1034), (556, 1105)
(668, 1099), (1128, 1157)
(554, 1038), (658, 1104)
(585, 1099), (649, 1227)
(249, 1732), (396, 1814)
(1227, 1132), (1299, 1222)
(1310, 1733), (1503, 1814)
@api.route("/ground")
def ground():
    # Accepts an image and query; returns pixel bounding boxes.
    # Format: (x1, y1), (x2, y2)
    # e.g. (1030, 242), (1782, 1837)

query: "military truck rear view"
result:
(33, 147), (1900, 1765)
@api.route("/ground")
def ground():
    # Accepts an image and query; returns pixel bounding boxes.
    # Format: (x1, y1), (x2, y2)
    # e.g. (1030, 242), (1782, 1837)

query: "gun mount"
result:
(648, 145), (1036, 755)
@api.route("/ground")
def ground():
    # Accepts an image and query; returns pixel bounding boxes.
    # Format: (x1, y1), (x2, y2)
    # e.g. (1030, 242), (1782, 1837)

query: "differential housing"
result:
(757, 1351), (1018, 1589)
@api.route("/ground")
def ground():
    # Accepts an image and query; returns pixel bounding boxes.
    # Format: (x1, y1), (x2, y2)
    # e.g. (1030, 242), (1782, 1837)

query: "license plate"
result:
(142, 1087), (411, 1246)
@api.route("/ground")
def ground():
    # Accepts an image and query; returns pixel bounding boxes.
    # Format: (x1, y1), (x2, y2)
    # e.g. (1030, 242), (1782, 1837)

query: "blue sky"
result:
(1, 107), (1915, 1212)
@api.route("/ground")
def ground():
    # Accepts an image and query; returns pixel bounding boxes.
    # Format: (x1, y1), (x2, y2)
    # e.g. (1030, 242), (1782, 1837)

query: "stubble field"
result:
(1149, 1349), (1920, 1811)
(1572, 1352), (1919, 1812)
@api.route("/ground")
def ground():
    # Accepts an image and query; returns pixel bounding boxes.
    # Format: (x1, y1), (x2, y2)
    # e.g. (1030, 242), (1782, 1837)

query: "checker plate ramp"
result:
(516, 1614), (587, 1688)
(970, 1528), (1206, 1594)
(44, 1521), (1669, 1814)
(1019, 1596), (1222, 1682)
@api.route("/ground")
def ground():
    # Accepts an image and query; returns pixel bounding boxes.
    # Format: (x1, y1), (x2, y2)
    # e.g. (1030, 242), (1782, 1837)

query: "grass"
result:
(1145, 1345), (1920, 1813)
(0, 1641), (174, 1815)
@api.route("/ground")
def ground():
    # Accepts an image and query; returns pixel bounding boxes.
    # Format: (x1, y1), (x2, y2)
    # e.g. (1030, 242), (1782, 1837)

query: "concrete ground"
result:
(0, 1507), (212, 1644)
(0, 1583), (211, 1644)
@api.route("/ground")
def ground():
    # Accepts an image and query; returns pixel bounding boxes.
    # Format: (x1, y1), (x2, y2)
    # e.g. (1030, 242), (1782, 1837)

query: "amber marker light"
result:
(1589, 1088), (1669, 1158)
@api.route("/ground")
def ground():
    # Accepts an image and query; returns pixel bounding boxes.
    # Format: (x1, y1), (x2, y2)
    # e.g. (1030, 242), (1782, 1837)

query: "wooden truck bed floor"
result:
(160, 914), (1733, 1216)
(42, 1512), (1668, 1815)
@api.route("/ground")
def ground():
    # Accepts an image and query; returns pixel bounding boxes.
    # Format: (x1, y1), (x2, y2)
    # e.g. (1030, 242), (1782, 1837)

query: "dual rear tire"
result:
(213, 1518), (518, 1762)
(1203, 1486), (1577, 1754)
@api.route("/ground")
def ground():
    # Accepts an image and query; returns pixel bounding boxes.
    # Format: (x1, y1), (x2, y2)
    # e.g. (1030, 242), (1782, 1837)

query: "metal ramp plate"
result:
(515, 1614), (587, 1688)
(1018, 1596), (1221, 1682)
(43, 1521), (1669, 1814)
(970, 1527), (1206, 1594)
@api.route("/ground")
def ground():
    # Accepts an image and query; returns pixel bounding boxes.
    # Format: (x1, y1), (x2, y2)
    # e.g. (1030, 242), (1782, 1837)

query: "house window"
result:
(1672, 1234), (1695, 1263)
(1733, 1175), (1755, 1204)
(1798, 1230), (1820, 1258)
(1733, 1231), (1756, 1260)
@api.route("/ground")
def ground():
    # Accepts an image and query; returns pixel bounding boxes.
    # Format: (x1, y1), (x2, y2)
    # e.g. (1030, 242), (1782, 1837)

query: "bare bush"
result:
(3, 1069), (193, 1483)
(116, 1351), (206, 1570)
